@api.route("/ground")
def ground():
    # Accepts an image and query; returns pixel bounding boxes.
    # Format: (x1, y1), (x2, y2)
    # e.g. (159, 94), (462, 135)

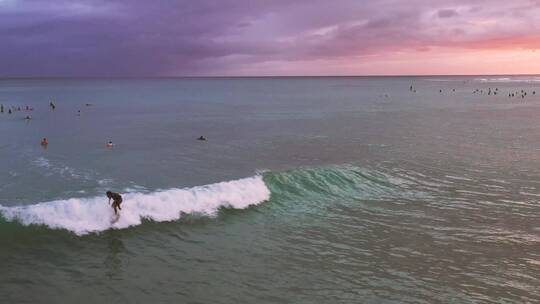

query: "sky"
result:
(1, 0), (540, 77)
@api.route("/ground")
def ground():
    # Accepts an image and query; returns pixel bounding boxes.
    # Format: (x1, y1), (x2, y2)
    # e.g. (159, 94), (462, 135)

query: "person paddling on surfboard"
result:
(106, 191), (123, 215)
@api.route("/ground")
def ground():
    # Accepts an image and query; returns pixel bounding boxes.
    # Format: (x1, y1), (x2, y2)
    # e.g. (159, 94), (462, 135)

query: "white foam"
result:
(474, 77), (540, 83)
(32, 156), (89, 180)
(0, 175), (270, 235)
(33, 156), (52, 168)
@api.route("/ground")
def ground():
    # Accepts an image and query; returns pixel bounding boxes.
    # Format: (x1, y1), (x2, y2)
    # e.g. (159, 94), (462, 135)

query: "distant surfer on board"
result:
(106, 191), (123, 215)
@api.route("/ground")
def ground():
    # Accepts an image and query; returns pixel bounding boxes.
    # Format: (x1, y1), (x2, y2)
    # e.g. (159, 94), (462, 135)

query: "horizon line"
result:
(0, 73), (539, 80)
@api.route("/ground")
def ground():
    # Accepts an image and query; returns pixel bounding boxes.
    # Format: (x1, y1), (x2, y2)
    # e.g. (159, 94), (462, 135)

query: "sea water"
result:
(1, 77), (540, 303)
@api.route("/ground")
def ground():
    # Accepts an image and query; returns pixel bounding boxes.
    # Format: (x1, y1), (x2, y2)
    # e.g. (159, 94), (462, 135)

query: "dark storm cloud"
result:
(0, 0), (539, 76)
(438, 9), (459, 18)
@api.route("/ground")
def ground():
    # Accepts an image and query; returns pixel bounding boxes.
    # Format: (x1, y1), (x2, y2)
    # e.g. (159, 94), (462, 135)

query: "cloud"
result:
(0, 0), (539, 76)
(437, 9), (459, 18)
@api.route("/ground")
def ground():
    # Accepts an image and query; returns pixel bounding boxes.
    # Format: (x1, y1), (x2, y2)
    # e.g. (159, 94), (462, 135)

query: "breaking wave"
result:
(0, 175), (270, 235)
(474, 76), (540, 83)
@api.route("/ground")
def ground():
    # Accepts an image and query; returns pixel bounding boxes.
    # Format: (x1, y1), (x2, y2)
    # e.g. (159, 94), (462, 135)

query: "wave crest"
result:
(474, 77), (540, 83)
(0, 175), (270, 235)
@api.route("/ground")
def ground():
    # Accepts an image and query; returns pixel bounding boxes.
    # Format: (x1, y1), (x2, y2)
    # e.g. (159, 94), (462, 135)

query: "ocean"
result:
(1, 76), (539, 303)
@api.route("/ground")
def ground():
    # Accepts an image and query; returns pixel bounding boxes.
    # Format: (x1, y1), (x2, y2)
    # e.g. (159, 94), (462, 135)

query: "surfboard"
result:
(111, 214), (120, 224)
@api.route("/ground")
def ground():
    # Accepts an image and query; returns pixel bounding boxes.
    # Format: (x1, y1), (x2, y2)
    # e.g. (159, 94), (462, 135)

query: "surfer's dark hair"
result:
(106, 191), (112, 196)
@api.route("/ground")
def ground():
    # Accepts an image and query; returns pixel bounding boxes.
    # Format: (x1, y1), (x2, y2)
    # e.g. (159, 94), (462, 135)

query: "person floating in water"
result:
(106, 191), (123, 215)
(1, 104), (3, 113)
(50, 101), (56, 110)
(197, 136), (207, 141)
(41, 138), (48, 146)
(106, 140), (113, 147)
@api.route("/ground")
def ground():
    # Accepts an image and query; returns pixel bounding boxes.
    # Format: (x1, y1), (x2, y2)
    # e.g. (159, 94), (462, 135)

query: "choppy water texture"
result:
(1, 77), (540, 303)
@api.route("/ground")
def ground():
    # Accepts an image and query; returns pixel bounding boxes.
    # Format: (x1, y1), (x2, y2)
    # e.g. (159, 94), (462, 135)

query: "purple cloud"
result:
(0, 0), (539, 76)
(438, 9), (459, 18)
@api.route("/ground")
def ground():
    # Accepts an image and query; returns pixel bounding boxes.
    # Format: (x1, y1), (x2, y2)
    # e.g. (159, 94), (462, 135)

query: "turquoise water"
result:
(1, 77), (540, 303)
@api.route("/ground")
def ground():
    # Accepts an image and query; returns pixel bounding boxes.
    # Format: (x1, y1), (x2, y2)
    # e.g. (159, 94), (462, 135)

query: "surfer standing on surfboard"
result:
(106, 191), (123, 215)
